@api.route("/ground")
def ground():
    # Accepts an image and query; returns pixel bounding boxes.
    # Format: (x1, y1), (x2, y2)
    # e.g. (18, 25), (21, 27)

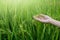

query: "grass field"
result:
(0, 0), (60, 40)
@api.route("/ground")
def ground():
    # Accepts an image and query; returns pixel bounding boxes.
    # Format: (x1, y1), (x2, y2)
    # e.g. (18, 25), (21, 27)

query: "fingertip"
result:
(33, 16), (36, 19)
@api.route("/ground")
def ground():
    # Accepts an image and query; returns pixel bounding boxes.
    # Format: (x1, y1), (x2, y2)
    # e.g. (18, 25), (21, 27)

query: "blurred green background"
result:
(0, 0), (60, 40)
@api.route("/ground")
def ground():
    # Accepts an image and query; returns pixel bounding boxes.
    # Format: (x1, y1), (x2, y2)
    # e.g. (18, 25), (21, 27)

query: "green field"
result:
(0, 0), (60, 40)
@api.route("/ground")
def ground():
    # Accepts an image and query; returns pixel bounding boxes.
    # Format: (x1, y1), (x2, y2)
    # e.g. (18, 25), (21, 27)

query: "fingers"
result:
(34, 14), (45, 18)
(40, 14), (51, 19)
(33, 14), (45, 20)
(40, 14), (47, 17)
(33, 16), (40, 21)
(33, 16), (45, 22)
(33, 14), (49, 20)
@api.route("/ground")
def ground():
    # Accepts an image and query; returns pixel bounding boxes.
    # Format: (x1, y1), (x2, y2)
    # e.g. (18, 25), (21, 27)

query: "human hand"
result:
(33, 14), (53, 23)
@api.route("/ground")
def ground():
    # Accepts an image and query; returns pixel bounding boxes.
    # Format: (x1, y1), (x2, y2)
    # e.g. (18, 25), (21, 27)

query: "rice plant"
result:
(0, 0), (60, 40)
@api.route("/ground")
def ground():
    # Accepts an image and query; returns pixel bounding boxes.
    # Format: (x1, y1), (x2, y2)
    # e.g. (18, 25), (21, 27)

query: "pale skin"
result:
(33, 14), (60, 27)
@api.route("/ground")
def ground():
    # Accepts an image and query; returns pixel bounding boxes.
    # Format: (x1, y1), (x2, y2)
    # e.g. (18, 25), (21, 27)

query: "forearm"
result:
(50, 19), (60, 27)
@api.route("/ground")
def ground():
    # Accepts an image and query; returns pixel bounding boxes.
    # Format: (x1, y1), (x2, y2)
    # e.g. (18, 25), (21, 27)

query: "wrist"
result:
(49, 19), (55, 24)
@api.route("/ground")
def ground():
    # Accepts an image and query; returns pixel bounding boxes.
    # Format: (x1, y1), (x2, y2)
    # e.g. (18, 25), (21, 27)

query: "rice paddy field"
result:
(0, 0), (60, 40)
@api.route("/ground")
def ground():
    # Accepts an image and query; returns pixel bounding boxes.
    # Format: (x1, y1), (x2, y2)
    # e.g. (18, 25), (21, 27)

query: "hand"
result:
(33, 14), (53, 23)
